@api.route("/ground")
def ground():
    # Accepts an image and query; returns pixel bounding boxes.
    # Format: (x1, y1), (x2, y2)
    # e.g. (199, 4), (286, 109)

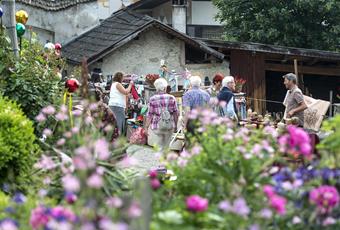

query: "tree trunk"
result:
(2, 0), (19, 58)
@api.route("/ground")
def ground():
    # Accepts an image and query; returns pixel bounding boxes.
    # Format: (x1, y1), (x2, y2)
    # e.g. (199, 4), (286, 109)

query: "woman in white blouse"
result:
(109, 72), (133, 135)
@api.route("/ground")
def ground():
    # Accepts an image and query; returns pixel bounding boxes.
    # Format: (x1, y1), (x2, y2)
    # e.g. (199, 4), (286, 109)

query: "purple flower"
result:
(177, 157), (188, 168)
(0, 219), (18, 230)
(65, 193), (77, 204)
(106, 197), (123, 208)
(62, 174), (80, 192)
(166, 152), (178, 161)
(186, 195), (209, 213)
(95, 138), (110, 160)
(218, 200), (232, 212)
(72, 110), (83, 117)
(87, 173), (103, 189)
(249, 224), (260, 230)
(12, 193), (26, 204)
(119, 156), (138, 168)
(42, 105), (56, 115)
(35, 113), (46, 122)
(260, 208), (272, 219)
(232, 198), (250, 217)
(191, 145), (202, 155)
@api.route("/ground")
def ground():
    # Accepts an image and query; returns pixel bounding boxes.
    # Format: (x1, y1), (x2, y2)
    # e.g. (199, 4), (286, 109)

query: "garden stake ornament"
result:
(64, 78), (80, 127)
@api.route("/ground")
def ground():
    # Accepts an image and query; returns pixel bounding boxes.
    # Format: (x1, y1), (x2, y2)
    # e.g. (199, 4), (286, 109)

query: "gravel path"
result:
(126, 145), (161, 174)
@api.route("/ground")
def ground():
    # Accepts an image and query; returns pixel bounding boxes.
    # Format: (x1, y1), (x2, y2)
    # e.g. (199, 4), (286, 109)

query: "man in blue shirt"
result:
(217, 76), (238, 120)
(183, 76), (210, 110)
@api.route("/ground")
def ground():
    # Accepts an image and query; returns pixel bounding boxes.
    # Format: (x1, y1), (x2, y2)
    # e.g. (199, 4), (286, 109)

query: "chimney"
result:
(172, 0), (187, 34)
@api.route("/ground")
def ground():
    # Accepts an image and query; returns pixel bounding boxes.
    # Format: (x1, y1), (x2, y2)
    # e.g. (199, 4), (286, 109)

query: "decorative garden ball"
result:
(16, 23), (26, 37)
(55, 43), (62, 50)
(0, 7), (3, 18)
(15, 10), (29, 24)
(65, 78), (80, 93)
(44, 42), (55, 52)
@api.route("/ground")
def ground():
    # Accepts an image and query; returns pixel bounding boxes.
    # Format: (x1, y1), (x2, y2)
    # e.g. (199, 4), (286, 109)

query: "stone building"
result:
(15, 0), (138, 43)
(62, 9), (228, 78)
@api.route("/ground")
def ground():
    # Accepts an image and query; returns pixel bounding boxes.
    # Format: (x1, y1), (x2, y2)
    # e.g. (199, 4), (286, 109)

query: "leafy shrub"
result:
(0, 28), (63, 123)
(0, 97), (39, 191)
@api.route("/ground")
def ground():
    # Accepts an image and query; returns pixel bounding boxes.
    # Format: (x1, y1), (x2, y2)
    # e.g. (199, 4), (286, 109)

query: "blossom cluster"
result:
(278, 125), (312, 159)
(263, 185), (287, 215)
(309, 185), (340, 214)
(186, 195), (209, 213)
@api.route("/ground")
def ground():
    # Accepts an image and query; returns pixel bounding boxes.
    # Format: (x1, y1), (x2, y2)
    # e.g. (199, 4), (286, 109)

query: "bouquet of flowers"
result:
(234, 75), (246, 93)
(145, 74), (160, 87)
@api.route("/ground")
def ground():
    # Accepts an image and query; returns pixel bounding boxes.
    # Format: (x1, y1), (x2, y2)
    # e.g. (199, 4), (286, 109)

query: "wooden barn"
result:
(201, 39), (340, 115)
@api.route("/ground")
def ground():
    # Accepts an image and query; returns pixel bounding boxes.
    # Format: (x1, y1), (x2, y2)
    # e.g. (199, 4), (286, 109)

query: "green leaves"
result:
(212, 0), (340, 50)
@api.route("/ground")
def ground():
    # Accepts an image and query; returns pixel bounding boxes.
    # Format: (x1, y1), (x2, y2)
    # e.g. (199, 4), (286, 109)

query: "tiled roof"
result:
(62, 10), (224, 64)
(199, 39), (340, 61)
(16, 0), (96, 11)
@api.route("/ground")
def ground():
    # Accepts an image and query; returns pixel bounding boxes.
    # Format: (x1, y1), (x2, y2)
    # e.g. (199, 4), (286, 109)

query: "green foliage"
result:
(0, 28), (63, 122)
(0, 97), (39, 191)
(318, 115), (340, 168)
(212, 0), (340, 51)
(152, 118), (279, 229)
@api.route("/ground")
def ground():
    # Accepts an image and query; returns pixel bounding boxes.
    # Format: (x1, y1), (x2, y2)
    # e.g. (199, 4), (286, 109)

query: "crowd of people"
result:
(106, 71), (307, 150)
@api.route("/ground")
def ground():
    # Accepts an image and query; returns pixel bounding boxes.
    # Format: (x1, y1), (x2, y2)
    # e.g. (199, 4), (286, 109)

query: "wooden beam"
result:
(265, 63), (340, 76)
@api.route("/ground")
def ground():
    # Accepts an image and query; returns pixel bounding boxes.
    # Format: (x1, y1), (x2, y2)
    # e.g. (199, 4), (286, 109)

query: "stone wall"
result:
(90, 28), (229, 80)
(16, 0), (133, 44)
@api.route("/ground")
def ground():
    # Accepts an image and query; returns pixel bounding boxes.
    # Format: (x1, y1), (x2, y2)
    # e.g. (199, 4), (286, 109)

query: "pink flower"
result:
(42, 105), (56, 115)
(191, 145), (202, 155)
(166, 152), (178, 161)
(73, 156), (88, 170)
(119, 156), (138, 168)
(57, 138), (66, 146)
(177, 157), (188, 168)
(279, 126), (312, 158)
(43, 128), (53, 137)
(128, 202), (142, 218)
(30, 206), (49, 229)
(71, 126), (79, 134)
(323, 217), (336, 226)
(34, 155), (56, 170)
(270, 195), (287, 215)
(95, 138), (110, 160)
(180, 149), (191, 158)
(62, 174), (80, 192)
(150, 178), (161, 190)
(186, 195), (209, 213)
(35, 113), (46, 122)
(149, 170), (158, 178)
(56, 112), (68, 121)
(63, 131), (72, 138)
(263, 185), (275, 198)
(309, 185), (339, 213)
(106, 197), (123, 208)
(87, 173), (103, 189)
